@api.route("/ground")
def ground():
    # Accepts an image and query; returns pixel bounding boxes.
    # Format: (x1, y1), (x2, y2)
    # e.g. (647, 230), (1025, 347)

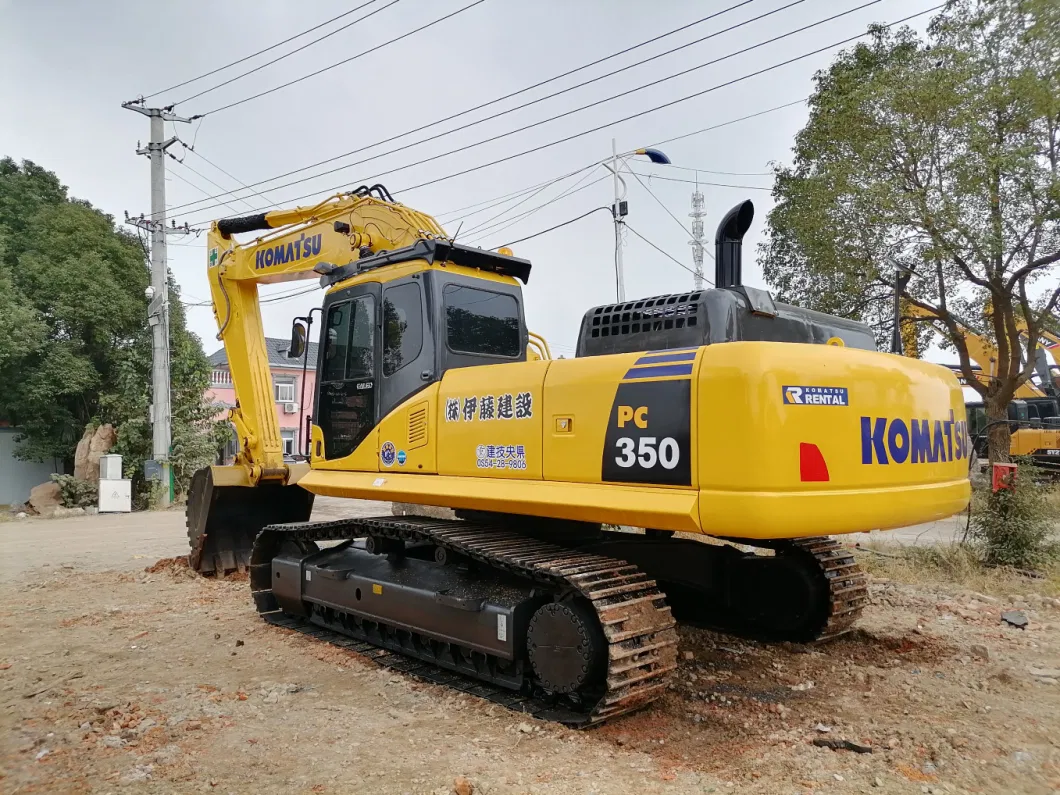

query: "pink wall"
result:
(207, 365), (318, 454)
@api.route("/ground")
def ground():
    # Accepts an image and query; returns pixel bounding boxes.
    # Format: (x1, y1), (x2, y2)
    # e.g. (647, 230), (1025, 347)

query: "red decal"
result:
(800, 442), (830, 482)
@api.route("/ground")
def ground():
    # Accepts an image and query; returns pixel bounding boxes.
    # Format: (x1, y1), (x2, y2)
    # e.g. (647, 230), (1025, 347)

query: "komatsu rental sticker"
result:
(783, 385), (849, 406)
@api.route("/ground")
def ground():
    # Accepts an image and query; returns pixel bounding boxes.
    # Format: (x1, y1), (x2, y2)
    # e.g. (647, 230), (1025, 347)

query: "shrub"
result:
(50, 474), (99, 508)
(969, 459), (1059, 570)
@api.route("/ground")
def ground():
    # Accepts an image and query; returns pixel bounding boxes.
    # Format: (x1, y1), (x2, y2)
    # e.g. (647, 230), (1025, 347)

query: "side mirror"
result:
(288, 320), (307, 359)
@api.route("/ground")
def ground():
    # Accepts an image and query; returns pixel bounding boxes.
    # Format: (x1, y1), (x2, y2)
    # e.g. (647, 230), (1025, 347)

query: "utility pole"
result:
(121, 99), (197, 506)
(689, 176), (706, 290)
(611, 138), (628, 303)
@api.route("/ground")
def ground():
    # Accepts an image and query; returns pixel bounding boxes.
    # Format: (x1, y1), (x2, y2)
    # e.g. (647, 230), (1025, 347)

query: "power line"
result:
(182, 284), (321, 308)
(198, 0), (488, 117)
(649, 97), (807, 149)
(463, 165), (604, 238)
(629, 170), (773, 191)
(495, 207), (613, 249)
(142, 0), (386, 100)
(179, 0), (900, 224)
(467, 173), (611, 246)
(626, 168), (694, 240)
(182, 142), (285, 209)
(171, 0), (399, 107)
(160, 0), (762, 215)
(166, 164), (250, 216)
(437, 162), (603, 220)
(626, 224), (712, 284)
(650, 161), (773, 177)
(168, 153), (257, 212)
(182, 3), (941, 227)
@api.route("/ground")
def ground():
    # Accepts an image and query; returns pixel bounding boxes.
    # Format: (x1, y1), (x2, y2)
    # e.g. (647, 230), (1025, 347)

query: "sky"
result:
(1, 0), (941, 361)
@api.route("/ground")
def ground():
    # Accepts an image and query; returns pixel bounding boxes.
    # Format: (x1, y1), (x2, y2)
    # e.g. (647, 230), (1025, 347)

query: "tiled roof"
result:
(209, 337), (319, 369)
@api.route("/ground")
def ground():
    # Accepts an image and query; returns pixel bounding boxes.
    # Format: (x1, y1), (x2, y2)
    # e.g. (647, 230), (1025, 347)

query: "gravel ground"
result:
(3, 506), (1060, 793)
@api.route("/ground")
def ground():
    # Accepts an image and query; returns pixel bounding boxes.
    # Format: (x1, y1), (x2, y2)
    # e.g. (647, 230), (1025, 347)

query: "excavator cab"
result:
(303, 241), (531, 462)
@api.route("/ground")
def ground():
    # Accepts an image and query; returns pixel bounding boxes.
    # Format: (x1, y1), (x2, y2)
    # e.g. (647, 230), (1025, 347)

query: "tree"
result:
(761, 0), (1060, 462)
(0, 157), (223, 497)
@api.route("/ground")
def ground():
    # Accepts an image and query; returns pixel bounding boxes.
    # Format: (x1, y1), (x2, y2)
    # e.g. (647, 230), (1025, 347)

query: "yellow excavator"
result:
(188, 187), (970, 724)
(900, 302), (1060, 469)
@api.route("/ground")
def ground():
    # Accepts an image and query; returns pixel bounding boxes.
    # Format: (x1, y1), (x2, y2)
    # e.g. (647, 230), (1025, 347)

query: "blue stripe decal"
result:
(623, 363), (694, 380)
(634, 351), (697, 365)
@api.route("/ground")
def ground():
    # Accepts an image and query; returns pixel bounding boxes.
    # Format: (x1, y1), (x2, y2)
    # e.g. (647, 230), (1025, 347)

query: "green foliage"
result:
(761, 0), (1060, 459)
(0, 157), (224, 500)
(969, 460), (1059, 569)
(50, 474), (98, 509)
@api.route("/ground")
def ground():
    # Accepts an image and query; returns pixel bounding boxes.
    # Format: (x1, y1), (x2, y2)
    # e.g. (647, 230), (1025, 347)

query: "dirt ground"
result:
(3, 508), (1060, 794)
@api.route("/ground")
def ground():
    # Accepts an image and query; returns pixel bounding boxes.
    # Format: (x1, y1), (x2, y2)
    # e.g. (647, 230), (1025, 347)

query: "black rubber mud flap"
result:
(186, 467), (315, 575)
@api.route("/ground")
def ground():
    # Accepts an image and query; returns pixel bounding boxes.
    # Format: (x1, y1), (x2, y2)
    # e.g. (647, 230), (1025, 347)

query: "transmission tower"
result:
(688, 177), (706, 290)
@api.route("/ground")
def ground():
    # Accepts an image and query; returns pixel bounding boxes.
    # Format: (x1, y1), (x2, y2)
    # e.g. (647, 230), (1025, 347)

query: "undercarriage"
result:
(249, 515), (868, 726)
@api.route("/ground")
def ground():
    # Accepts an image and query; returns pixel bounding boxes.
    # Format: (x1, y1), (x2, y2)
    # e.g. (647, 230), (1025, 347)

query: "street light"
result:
(604, 139), (672, 302)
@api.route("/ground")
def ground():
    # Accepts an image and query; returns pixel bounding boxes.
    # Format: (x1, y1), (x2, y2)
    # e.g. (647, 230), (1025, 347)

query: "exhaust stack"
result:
(714, 200), (754, 289)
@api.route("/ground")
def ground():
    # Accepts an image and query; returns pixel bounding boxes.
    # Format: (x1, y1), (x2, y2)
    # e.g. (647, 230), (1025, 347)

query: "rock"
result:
(682, 651), (695, 661)
(51, 506), (85, 518)
(886, 737), (900, 749)
(184, 720), (202, 731)
(120, 764), (154, 784)
(28, 481), (62, 515)
(970, 644), (990, 661)
(73, 424), (117, 482)
(15, 512), (27, 520)
(452, 775), (473, 795)
(1002, 611), (1028, 628)
(922, 761), (937, 776)
(815, 723), (832, 733)
(516, 722), (533, 734)
(34, 748), (50, 761)
(100, 735), (124, 749)
(790, 681), (815, 691)
(813, 738), (873, 754)
(1028, 667), (1060, 678)
(84, 506), (97, 515)
(873, 776), (884, 787)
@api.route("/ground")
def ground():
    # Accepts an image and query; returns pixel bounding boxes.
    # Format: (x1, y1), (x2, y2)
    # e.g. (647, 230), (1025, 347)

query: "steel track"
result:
(250, 516), (679, 726)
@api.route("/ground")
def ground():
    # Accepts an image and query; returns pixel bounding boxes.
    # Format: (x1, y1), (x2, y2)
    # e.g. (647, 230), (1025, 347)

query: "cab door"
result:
(315, 284), (381, 463)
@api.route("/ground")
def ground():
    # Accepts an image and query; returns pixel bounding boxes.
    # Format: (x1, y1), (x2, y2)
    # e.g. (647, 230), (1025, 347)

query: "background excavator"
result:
(899, 302), (1060, 471)
(187, 187), (970, 724)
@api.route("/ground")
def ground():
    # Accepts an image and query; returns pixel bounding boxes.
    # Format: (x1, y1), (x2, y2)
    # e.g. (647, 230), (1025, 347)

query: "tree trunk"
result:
(985, 395), (1011, 464)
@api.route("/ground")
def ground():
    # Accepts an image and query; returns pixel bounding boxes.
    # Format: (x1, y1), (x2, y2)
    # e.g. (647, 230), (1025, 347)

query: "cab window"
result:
(323, 297), (375, 381)
(443, 284), (520, 357)
(383, 282), (423, 376)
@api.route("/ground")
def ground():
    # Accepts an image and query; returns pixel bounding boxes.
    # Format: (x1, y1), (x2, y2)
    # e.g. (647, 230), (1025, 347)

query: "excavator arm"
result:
(188, 188), (447, 572)
(901, 302), (1048, 399)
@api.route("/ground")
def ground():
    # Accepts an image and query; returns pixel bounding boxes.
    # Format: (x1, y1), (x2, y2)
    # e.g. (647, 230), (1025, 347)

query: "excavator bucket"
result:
(186, 466), (314, 575)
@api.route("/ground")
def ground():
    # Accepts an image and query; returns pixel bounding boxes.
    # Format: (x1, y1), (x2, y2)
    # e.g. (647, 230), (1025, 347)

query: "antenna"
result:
(689, 172), (706, 290)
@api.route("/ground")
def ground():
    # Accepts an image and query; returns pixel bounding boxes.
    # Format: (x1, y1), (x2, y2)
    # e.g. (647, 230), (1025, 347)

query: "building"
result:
(0, 423), (64, 507)
(207, 338), (319, 460)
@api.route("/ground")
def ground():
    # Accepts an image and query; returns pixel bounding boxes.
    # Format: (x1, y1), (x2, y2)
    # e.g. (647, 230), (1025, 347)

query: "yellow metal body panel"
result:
(437, 360), (548, 479)
(540, 353), (700, 486)
(1011, 427), (1060, 457)
(375, 387), (439, 474)
(303, 341), (970, 540)
(297, 469), (702, 532)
